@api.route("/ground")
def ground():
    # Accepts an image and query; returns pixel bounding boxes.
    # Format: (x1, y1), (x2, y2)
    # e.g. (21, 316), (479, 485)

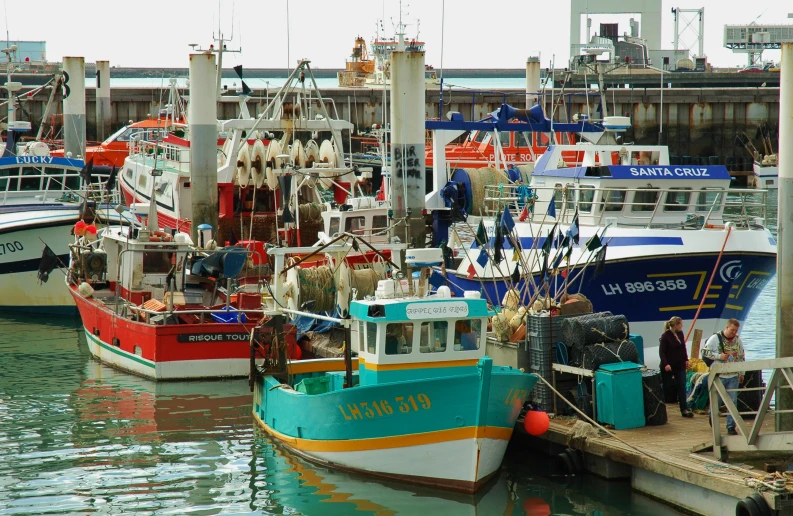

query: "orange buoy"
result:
(84, 224), (98, 242)
(523, 410), (550, 436)
(522, 497), (551, 516)
(74, 220), (87, 236)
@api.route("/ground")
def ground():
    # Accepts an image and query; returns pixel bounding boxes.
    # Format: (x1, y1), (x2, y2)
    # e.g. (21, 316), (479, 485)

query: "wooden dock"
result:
(514, 404), (793, 515)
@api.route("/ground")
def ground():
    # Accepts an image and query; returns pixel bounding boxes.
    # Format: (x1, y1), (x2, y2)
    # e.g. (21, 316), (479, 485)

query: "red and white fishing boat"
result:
(65, 191), (294, 380)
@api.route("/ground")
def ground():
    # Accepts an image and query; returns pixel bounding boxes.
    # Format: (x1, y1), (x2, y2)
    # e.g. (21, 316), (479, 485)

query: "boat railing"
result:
(106, 245), (265, 325)
(0, 166), (120, 205)
(129, 139), (189, 168)
(482, 184), (767, 229)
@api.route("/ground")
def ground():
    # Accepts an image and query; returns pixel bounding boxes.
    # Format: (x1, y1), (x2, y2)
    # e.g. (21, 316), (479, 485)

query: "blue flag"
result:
(476, 248), (489, 267)
(547, 197), (556, 219)
(501, 207), (515, 233)
(568, 210), (580, 244)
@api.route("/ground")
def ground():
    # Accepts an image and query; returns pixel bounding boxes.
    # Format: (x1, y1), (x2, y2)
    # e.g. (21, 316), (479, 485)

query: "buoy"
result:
(74, 220), (87, 237)
(84, 224), (98, 242)
(288, 340), (303, 360)
(523, 410), (550, 436)
(522, 497), (551, 516)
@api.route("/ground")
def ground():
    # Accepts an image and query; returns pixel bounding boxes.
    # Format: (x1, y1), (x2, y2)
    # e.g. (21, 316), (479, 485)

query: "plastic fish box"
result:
(211, 307), (248, 324)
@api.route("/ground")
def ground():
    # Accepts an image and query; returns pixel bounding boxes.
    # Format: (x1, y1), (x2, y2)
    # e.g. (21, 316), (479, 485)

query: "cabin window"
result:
(515, 132), (530, 148)
(329, 217), (340, 236)
(565, 183), (576, 212)
(126, 168), (133, 179)
(142, 250), (173, 274)
(115, 127), (139, 142)
(601, 189), (625, 212)
(537, 133), (551, 147)
(497, 132), (511, 148)
(579, 185), (595, 213)
(420, 321), (448, 353)
(553, 183), (564, 207)
(632, 188), (660, 212)
(385, 322), (413, 355)
(43, 168), (64, 190)
(21, 167), (42, 191)
(696, 188), (723, 212)
(155, 182), (170, 196)
(664, 188), (691, 212)
(630, 150), (660, 166)
(366, 322), (378, 354)
(372, 215), (388, 234)
(138, 174), (147, 188)
(345, 216), (366, 235)
(358, 321), (365, 352)
(454, 319), (481, 350)
(473, 131), (489, 144)
(0, 167), (19, 191)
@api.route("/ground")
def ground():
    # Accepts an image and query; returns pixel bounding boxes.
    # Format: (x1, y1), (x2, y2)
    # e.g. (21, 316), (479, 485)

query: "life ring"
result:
(150, 230), (173, 242)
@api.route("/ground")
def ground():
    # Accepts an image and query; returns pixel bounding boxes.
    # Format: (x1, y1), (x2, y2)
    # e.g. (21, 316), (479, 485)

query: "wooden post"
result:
(691, 328), (703, 360)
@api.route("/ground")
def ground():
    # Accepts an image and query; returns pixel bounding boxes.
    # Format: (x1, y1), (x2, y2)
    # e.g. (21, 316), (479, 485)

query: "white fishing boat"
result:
(0, 44), (123, 314)
(119, 58), (360, 247)
(423, 108), (776, 369)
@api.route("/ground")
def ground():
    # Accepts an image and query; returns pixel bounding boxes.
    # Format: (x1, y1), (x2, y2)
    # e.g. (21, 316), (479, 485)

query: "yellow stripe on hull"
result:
(253, 411), (513, 453)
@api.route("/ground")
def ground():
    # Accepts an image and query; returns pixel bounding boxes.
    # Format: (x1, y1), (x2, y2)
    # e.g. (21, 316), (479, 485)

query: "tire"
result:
(735, 496), (765, 516)
(748, 493), (772, 516)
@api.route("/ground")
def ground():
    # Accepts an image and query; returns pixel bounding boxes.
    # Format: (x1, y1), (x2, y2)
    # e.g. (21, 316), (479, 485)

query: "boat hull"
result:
(253, 358), (536, 493)
(0, 206), (80, 313)
(70, 285), (256, 380)
(752, 163), (778, 189)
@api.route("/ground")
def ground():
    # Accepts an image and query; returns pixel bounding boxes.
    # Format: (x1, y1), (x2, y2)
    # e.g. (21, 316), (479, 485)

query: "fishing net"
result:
(562, 314), (628, 349)
(642, 369), (668, 426)
(467, 167), (509, 216)
(581, 340), (640, 371)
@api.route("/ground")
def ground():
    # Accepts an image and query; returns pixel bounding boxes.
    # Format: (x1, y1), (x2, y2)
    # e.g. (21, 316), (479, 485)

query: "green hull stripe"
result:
(84, 330), (156, 369)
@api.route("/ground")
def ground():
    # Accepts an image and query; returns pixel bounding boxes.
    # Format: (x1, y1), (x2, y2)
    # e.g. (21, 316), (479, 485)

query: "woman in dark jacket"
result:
(659, 316), (693, 417)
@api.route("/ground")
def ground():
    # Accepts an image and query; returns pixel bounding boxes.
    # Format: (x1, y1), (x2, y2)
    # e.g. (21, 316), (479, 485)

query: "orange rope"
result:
(684, 225), (733, 343)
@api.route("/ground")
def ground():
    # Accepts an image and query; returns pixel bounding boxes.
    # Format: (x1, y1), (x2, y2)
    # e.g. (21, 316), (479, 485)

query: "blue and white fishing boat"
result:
(253, 246), (537, 493)
(427, 114), (776, 368)
(0, 69), (123, 313)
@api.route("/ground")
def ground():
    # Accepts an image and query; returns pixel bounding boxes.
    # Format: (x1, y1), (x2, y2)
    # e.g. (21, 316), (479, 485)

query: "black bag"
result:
(701, 332), (724, 367)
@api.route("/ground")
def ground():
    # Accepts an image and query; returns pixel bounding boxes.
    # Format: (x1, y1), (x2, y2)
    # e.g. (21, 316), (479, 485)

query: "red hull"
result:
(69, 284), (267, 380)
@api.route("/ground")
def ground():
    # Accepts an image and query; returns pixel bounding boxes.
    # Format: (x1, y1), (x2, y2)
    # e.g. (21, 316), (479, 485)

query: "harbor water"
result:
(0, 192), (777, 515)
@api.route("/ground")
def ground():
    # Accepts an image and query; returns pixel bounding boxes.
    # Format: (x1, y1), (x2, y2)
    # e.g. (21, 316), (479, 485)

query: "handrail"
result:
(0, 167), (119, 205)
(481, 183), (767, 229)
(709, 357), (793, 461)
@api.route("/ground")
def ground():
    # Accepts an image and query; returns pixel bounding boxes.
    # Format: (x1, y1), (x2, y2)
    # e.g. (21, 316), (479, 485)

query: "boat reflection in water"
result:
(250, 434), (679, 516)
(68, 342), (675, 514)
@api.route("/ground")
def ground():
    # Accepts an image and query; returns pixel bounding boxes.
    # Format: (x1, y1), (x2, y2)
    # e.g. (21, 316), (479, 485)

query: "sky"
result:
(4, 0), (791, 70)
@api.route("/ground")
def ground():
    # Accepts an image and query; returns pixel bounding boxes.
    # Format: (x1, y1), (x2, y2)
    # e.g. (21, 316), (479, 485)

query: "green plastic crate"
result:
(295, 376), (331, 395)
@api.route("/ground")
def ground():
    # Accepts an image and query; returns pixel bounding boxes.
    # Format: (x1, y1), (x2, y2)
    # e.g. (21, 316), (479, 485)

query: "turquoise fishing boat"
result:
(252, 249), (538, 493)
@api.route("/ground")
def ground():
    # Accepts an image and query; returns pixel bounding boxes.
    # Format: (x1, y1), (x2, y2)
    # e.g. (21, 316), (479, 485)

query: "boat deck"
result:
(517, 405), (791, 514)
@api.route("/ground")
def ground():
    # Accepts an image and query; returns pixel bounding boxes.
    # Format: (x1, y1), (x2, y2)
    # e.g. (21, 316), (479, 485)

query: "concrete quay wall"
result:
(21, 86), (780, 160)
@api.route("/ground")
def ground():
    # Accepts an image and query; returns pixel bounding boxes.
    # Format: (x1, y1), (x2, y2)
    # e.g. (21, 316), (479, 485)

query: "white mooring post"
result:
(63, 56), (86, 158)
(389, 34), (426, 269)
(189, 53), (219, 245)
(526, 56), (540, 108)
(95, 60), (111, 141)
(776, 42), (793, 431)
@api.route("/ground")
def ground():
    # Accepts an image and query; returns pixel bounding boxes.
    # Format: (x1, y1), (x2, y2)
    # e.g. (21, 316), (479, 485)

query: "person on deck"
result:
(703, 319), (745, 435)
(659, 316), (694, 418)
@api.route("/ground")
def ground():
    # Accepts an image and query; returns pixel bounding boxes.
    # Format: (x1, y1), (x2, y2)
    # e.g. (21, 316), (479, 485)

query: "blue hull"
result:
(433, 252), (776, 328)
